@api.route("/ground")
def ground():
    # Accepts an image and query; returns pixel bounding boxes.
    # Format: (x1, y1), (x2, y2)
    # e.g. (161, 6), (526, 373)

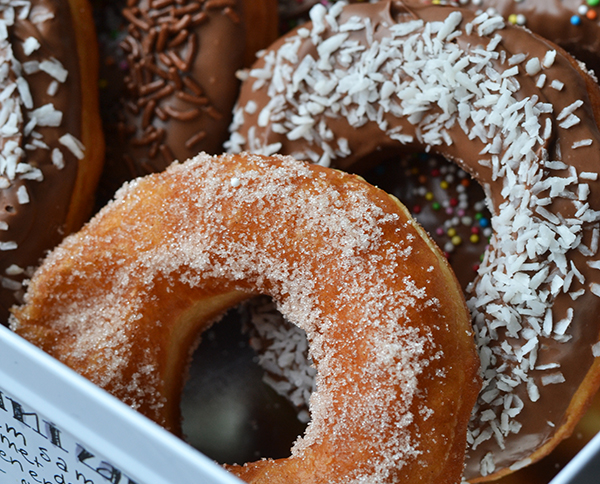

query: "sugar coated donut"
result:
(11, 152), (481, 484)
(99, 0), (278, 196)
(0, 0), (104, 320)
(227, 0), (600, 480)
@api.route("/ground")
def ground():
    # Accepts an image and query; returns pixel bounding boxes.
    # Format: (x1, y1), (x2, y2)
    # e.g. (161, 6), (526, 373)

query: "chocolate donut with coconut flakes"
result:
(100, 0), (278, 197)
(227, 0), (600, 480)
(0, 0), (104, 321)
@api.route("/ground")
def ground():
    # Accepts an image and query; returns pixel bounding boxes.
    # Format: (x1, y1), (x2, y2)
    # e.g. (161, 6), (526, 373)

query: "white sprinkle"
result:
(5, 264), (23, 275)
(591, 282), (600, 297)
(47, 80), (59, 97)
(559, 114), (580, 129)
(30, 103), (62, 127)
(527, 379), (540, 402)
(39, 58), (68, 83)
(572, 139), (593, 149)
(554, 308), (574, 335)
(508, 53), (527, 66)
(536, 73), (546, 89)
(592, 342), (600, 357)
(510, 458), (532, 472)
(16, 77), (32, 109)
(437, 11), (462, 41)
(58, 134), (85, 160)
(22, 36), (40, 55)
(480, 452), (496, 476)
(557, 100), (584, 121)
(542, 50), (556, 68)
(230, 177), (241, 188)
(525, 58), (541, 76)
(16, 185), (29, 204)
(541, 372), (566, 386)
(22, 60), (39, 75)
(0, 241), (17, 251)
(1, 277), (22, 291)
(51, 148), (65, 169)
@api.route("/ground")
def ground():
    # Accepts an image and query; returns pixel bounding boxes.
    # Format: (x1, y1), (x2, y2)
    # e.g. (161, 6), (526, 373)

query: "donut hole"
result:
(360, 152), (492, 291)
(178, 153), (493, 465)
(180, 302), (307, 465)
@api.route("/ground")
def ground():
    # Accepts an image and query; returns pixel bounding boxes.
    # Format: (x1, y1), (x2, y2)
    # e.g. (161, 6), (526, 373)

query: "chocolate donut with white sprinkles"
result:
(0, 0), (103, 321)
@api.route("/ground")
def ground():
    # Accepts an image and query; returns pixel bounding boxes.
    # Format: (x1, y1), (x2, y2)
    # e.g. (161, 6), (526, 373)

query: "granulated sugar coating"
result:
(11, 152), (480, 484)
(228, 1), (600, 480)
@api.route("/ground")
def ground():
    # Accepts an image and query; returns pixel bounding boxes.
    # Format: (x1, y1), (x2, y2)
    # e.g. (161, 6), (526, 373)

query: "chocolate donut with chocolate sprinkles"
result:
(100, 0), (277, 197)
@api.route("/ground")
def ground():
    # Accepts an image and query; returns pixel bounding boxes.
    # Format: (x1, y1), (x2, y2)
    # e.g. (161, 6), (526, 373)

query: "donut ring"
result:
(11, 152), (481, 484)
(0, 0), (104, 319)
(227, 1), (600, 480)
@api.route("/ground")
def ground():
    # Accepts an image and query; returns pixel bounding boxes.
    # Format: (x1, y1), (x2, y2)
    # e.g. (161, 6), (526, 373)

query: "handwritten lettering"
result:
(0, 392), (141, 484)
(0, 448), (24, 472)
(1, 429), (22, 453)
(75, 469), (95, 484)
(5, 424), (27, 446)
(76, 445), (137, 484)
(6, 398), (67, 452)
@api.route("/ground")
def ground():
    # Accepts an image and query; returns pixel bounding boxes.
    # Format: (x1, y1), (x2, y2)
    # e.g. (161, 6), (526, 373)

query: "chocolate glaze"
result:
(278, 0), (329, 21)
(0, 0), (85, 321)
(228, 0), (600, 480)
(99, 0), (247, 198)
(433, 0), (600, 76)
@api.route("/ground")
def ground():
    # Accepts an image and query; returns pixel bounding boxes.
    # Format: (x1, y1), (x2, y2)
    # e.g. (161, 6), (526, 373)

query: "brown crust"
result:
(64, 0), (105, 233)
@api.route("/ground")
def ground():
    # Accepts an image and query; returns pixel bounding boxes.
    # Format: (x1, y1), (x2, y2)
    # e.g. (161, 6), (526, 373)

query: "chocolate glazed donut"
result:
(0, 0), (104, 321)
(227, 0), (600, 480)
(100, 0), (278, 197)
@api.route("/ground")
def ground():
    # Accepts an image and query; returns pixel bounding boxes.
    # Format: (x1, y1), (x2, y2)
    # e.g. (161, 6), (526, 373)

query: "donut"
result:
(0, 0), (104, 320)
(428, 0), (600, 76)
(10, 151), (481, 484)
(226, 0), (600, 480)
(97, 0), (278, 198)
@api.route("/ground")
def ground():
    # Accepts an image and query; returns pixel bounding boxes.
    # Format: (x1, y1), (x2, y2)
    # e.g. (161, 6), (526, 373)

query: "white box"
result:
(0, 324), (240, 484)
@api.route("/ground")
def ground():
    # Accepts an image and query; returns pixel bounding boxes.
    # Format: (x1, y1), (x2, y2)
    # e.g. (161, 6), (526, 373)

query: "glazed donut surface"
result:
(11, 152), (481, 484)
(227, 0), (600, 480)
(0, 0), (103, 320)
